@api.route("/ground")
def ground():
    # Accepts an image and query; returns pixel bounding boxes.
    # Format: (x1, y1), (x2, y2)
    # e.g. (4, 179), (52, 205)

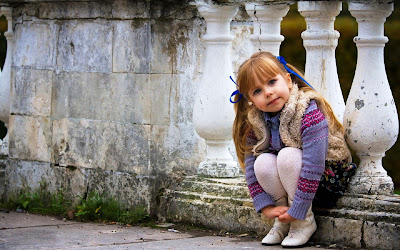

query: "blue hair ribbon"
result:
(276, 56), (314, 90)
(229, 76), (243, 103)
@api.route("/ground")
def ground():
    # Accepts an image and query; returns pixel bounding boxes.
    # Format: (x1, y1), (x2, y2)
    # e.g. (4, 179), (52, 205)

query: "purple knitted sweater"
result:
(245, 100), (329, 220)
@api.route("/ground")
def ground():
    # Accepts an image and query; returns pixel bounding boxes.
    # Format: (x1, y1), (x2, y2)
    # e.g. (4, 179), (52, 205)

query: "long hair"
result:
(232, 51), (344, 170)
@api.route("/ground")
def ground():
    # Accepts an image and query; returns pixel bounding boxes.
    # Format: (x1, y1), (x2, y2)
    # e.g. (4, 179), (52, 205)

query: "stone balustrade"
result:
(193, 0), (398, 196)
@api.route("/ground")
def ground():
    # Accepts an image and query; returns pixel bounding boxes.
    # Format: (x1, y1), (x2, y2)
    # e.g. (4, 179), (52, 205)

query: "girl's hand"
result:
(261, 205), (289, 220)
(278, 212), (297, 223)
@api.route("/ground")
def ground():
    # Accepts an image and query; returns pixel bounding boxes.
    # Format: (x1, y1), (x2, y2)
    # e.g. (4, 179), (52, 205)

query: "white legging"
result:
(254, 147), (303, 202)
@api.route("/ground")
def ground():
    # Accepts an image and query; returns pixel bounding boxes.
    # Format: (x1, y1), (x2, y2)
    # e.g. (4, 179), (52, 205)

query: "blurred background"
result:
(0, 2), (398, 191)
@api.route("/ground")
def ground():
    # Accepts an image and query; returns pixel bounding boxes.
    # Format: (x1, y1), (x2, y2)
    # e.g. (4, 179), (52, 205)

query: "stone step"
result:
(173, 190), (253, 206)
(159, 176), (273, 234)
(315, 193), (400, 224)
(164, 195), (271, 234)
(315, 207), (400, 223)
(179, 179), (250, 198)
(181, 175), (247, 186)
(312, 212), (400, 249)
(335, 193), (400, 214)
(161, 175), (400, 249)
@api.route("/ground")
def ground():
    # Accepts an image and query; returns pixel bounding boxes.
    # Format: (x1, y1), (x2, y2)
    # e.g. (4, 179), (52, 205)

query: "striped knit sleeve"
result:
(245, 130), (275, 213)
(287, 100), (329, 220)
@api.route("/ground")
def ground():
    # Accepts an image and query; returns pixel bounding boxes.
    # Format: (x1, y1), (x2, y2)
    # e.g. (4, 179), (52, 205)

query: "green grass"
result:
(394, 189), (400, 195)
(7, 182), (68, 217)
(3, 185), (150, 226)
(75, 191), (149, 225)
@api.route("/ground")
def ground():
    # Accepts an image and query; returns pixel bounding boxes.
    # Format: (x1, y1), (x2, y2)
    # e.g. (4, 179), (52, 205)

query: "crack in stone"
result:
(360, 221), (366, 248)
(0, 223), (78, 230)
(253, 6), (262, 51)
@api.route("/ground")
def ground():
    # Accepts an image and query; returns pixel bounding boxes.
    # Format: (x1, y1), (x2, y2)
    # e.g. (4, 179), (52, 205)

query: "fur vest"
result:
(247, 84), (351, 162)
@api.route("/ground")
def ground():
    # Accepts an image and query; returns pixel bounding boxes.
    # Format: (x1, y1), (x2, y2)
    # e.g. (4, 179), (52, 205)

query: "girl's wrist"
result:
(261, 205), (274, 212)
(261, 205), (275, 218)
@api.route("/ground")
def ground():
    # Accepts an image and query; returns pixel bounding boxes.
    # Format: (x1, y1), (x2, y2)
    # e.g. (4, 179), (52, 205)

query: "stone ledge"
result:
(312, 216), (363, 248)
(161, 175), (400, 249)
(336, 193), (400, 214)
(312, 215), (400, 249)
(159, 176), (272, 234)
(181, 175), (247, 186)
(174, 190), (253, 206)
(180, 180), (249, 198)
(163, 196), (271, 234)
(315, 207), (400, 224)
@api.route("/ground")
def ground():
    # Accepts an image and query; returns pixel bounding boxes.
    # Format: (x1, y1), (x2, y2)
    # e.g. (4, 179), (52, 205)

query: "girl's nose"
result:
(264, 88), (272, 97)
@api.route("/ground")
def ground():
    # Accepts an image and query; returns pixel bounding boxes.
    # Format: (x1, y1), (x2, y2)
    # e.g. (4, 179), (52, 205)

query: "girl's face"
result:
(247, 73), (292, 115)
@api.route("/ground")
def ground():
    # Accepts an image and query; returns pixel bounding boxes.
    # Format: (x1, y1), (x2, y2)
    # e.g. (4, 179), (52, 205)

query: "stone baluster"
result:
(193, 3), (239, 177)
(245, 2), (290, 56)
(298, 1), (345, 123)
(0, 7), (13, 154)
(344, 1), (398, 195)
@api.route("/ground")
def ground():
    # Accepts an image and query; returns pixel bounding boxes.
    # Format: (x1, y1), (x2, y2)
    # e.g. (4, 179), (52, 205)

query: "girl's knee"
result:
(254, 153), (277, 176)
(277, 147), (302, 172)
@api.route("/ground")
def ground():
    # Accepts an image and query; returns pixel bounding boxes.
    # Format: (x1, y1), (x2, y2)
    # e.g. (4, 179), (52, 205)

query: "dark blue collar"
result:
(264, 112), (281, 130)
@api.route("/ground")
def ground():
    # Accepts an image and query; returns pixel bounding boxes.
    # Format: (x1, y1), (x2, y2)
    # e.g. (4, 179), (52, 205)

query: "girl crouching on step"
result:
(231, 52), (356, 248)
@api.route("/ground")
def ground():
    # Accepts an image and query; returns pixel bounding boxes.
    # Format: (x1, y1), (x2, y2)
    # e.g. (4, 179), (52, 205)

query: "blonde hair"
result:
(232, 52), (344, 170)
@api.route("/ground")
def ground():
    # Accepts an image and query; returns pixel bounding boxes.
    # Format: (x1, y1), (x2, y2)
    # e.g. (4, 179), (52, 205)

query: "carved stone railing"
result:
(193, 0), (398, 196)
(244, 2), (290, 55)
(298, 1), (345, 123)
(192, 3), (240, 177)
(0, 6), (13, 155)
(344, 1), (398, 195)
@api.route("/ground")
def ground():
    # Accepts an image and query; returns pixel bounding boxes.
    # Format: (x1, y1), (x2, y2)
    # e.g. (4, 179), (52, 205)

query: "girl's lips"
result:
(268, 98), (279, 105)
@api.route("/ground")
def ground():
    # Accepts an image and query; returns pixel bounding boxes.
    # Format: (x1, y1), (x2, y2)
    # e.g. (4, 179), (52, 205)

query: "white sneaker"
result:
(261, 196), (290, 245)
(281, 202), (317, 248)
(262, 217), (290, 245)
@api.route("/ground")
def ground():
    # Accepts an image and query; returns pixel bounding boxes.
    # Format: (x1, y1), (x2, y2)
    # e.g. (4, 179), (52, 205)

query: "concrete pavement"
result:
(0, 210), (329, 249)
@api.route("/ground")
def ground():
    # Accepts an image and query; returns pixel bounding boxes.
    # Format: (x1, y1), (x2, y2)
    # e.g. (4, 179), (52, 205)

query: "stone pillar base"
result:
(347, 175), (394, 195)
(197, 161), (239, 178)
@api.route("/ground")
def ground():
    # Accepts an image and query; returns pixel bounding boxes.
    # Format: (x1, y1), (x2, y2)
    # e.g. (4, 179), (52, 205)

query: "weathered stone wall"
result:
(0, 145), (6, 201)
(4, 0), (252, 213)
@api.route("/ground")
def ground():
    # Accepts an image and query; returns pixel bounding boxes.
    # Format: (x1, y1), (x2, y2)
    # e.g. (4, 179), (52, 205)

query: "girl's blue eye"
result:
(253, 89), (261, 95)
(269, 79), (276, 85)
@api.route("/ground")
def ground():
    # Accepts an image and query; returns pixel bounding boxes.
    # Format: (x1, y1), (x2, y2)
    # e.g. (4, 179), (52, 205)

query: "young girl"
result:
(231, 52), (356, 247)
